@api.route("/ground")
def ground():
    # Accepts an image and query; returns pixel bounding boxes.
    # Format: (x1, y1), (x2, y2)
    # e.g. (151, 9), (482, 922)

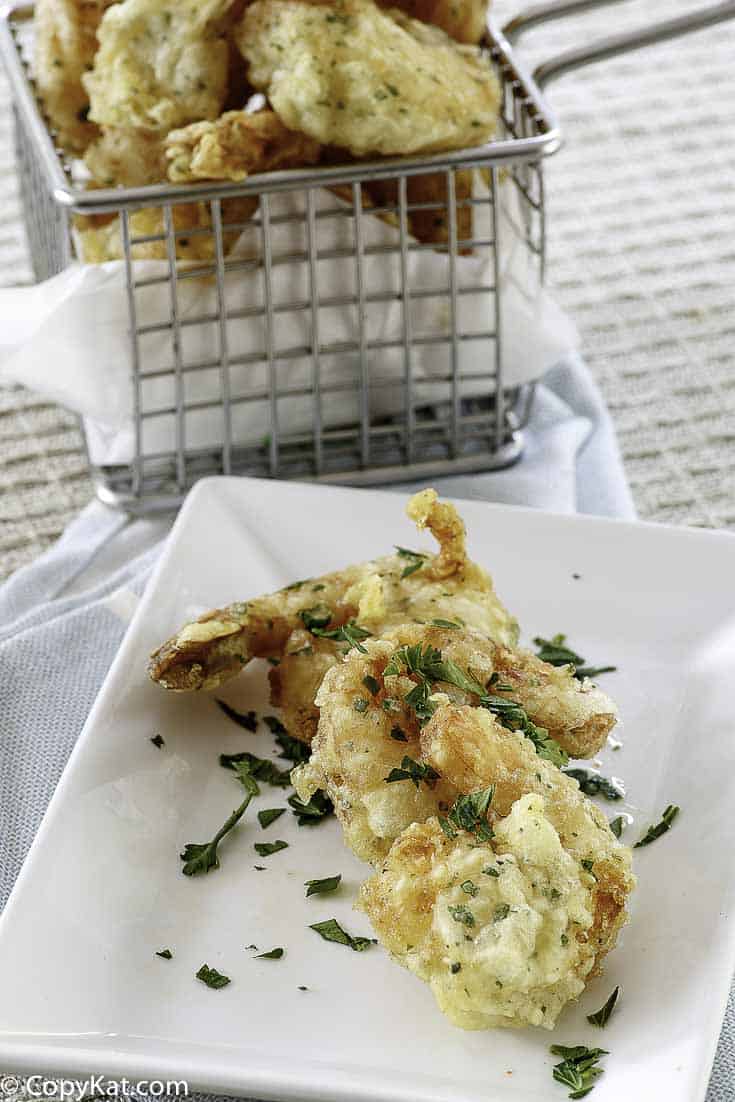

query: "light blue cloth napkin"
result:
(0, 357), (731, 1100)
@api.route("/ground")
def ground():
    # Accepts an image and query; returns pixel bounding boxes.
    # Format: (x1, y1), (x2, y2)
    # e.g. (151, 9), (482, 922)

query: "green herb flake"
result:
(461, 879), (479, 897)
(581, 858), (595, 873)
(448, 904), (475, 927)
(438, 816), (458, 840)
(311, 620), (372, 653)
(431, 619), (461, 629)
(305, 874), (342, 897)
(220, 750), (291, 788)
(255, 947), (284, 960)
(309, 918), (376, 951)
(156, 948), (173, 959)
(354, 697), (369, 713)
(389, 725), (408, 742)
(395, 546), (428, 579)
(253, 839), (288, 857)
(450, 962), (461, 974)
(264, 717), (311, 765)
(587, 985), (620, 1028)
(609, 815), (626, 839)
(180, 773), (258, 876)
(216, 699), (257, 731)
(549, 1044), (608, 1098)
(299, 604), (333, 631)
(258, 808), (286, 829)
(196, 964), (231, 989)
(385, 755), (439, 789)
(564, 768), (624, 801)
(150, 733), (165, 749)
(289, 789), (334, 825)
(534, 633), (617, 683)
(362, 674), (380, 696)
(493, 903), (510, 922)
(634, 805), (679, 848)
(445, 786), (495, 841)
(482, 865), (500, 878)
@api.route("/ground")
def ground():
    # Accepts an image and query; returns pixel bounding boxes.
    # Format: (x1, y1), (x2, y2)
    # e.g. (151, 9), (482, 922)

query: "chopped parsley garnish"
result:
(264, 716), (311, 765)
(150, 733), (165, 749)
(309, 919), (376, 951)
(385, 755), (439, 789)
(363, 674), (380, 696)
(431, 619), (461, 629)
(587, 986), (620, 1028)
(254, 865), (266, 871)
(253, 839), (288, 857)
(634, 805), (679, 847)
(216, 699), (258, 731)
(438, 817), (457, 839)
(482, 865), (500, 878)
(196, 964), (230, 989)
(564, 769), (624, 801)
(220, 750), (291, 788)
(353, 697), (369, 713)
(383, 643), (568, 765)
(450, 962), (461, 974)
(288, 789), (334, 825)
(258, 808), (286, 829)
(609, 815), (626, 839)
(156, 948), (173, 959)
(305, 874), (342, 897)
(311, 620), (372, 653)
(255, 947), (284, 960)
(390, 725), (408, 742)
(461, 880), (479, 897)
(444, 786), (495, 841)
(534, 633), (617, 682)
(448, 904), (475, 927)
(299, 604), (332, 631)
(493, 903), (510, 922)
(395, 546), (428, 578)
(550, 1044), (608, 1098)
(180, 770), (258, 875)
(581, 858), (595, 873)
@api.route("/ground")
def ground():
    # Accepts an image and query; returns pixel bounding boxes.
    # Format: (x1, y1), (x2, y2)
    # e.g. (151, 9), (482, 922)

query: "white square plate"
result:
(1, 477), (734, 1102)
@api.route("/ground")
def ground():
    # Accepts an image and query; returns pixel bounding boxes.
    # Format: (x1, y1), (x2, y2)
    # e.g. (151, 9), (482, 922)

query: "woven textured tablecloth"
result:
(1, 0), (734, 577)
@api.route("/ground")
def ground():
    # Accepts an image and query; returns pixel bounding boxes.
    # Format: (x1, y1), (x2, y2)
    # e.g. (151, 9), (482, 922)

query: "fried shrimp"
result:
(148, 489), (518, 697)
(236, 0), (501, 157)
(294, 622), (620, 862)
(358, 789), (632, 1031)
(84, 0), (236, 133)
(34, 0), (119, 154)
(165, 109), (321, 183)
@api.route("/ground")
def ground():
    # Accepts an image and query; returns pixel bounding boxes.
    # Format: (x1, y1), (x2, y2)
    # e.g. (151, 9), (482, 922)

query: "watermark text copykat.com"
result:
(0, 1077), (189, 1101)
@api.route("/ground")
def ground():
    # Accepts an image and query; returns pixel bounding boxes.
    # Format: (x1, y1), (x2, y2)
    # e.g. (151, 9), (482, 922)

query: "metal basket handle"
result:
(502, 0), (735, 88)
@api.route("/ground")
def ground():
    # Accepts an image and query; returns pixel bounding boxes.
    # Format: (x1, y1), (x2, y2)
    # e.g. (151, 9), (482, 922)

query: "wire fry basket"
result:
(1, 0), (733, 512)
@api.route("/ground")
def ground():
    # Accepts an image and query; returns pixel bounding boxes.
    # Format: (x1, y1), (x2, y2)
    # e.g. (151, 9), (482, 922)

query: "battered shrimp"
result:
(294, 623), (618, 861)
(358, 790), (633, 1031)
(148, 489), (518, 696)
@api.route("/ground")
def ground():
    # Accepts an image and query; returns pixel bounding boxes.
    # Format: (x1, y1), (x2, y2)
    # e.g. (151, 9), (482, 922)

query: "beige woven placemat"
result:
(0, 0), (733, 579)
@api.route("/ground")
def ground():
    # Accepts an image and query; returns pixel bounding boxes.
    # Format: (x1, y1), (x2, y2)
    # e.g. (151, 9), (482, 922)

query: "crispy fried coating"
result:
(84, 0), (235, 132)
(268, 630), (342, 746)
(376, 0), (488, 43)
(84, 127), (167, 187)
(358, 801), (607, 1030)
(148, 489), (518, 695)
(236, 0), (501, 157)
(34, 0), (119, 154)
(421, 703), (634, 974)
(165, 109), (321, 183)
(294, 622), (619, 862)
